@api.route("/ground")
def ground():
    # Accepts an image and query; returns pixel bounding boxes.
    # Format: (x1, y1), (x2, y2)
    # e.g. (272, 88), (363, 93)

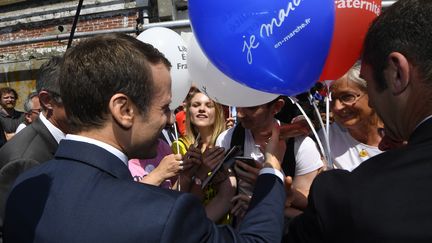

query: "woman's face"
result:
(188, 93), (216, 129)
(330, 77), (374, 130)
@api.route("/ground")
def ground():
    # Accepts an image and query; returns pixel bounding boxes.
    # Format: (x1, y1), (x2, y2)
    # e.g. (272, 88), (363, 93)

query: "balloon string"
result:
(172, 120), (181, 191)
(325, 83), (333, 169)
(307, 93), (332, 169)
(288, 97), (327, 169)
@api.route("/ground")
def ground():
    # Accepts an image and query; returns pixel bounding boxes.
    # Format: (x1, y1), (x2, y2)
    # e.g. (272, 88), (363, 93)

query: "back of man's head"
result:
(363, 0), (432, 91)
(37, 56), (63, 94)
(36, 56), (63, 104)
(60, 33), (171, 133)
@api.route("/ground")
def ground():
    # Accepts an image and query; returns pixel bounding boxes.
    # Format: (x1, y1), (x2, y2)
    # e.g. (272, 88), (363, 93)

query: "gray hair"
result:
(345, 62), (367, 91)
(23, 92), (39, 113)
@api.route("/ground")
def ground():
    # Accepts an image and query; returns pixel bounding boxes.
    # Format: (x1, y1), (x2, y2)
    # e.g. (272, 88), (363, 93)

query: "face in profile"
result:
(25, 96), (41, 124)
(361, 62), (400, 141)
(130, 63), (173, 159)
(330, 77), (374, 130)
(1, 92), (17, 109)
(188, 93), (216, 129)
(236, 104), (274, 131)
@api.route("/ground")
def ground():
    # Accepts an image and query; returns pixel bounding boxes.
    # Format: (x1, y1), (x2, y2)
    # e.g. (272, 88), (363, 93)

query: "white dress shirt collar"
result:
(65, 134), (128, 166)
(415, 115), (432, 131)
(39, 113), (66, 144)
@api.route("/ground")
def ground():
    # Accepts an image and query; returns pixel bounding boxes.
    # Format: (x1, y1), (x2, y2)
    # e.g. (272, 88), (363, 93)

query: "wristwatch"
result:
(192, 176), (202, 186)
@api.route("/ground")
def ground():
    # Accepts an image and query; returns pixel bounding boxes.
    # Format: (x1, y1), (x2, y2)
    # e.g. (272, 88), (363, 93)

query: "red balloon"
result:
(319, 0), (382, 81)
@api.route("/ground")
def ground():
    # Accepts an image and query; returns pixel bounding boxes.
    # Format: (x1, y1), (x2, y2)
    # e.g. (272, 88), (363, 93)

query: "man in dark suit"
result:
(286, 0), (432, 242)
(0, 56), (68, 241)
(3, 33), (287, 243)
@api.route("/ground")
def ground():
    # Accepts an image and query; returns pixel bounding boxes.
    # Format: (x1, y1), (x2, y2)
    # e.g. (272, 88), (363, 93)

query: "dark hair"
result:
(37, 56), (63, 104)
(0, 87), (18, 100)
(60, 33), (171, 132)
(274, 96), (299, 124)
(363, 0), (432, 91)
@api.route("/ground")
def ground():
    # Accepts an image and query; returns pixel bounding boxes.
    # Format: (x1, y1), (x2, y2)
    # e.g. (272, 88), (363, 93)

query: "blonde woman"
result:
(173, 88), (236, 223)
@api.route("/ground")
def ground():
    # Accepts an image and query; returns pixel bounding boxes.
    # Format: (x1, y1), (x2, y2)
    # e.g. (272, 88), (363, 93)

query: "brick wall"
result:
(0, 10), (139, 110)
(0, 11), (138, 56)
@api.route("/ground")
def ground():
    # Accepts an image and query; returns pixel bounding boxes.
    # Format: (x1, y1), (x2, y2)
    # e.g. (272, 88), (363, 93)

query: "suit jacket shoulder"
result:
(0, 118), (57, 167)
(5, 139), (286, 243)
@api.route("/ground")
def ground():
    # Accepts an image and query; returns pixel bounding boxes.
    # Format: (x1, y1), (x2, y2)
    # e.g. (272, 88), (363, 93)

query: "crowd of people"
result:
(0, 0), (431, 242)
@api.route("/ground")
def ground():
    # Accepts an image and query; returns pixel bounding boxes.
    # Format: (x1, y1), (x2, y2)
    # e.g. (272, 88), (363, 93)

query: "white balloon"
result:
(137, 27), (191, 110)
(187, 34), (279, 107)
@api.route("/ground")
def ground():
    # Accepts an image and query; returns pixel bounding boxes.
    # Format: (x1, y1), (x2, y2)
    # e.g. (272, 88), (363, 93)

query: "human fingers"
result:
(285, 176), (294, 198)
(202, 147), (224, 160)
(231, 194), (251, 215)
(264, 121), (285, 171)
(202, 147), (224, 168)
(184, 150), (202, 166)
(235, 160), (260, 175)
(230, 199), (245, 215)
(231, 194), (251, 204)
(234, 163), (258, 185)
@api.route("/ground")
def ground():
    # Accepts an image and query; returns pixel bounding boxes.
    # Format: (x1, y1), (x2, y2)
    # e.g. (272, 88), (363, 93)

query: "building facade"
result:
(0, 0), (189, 109)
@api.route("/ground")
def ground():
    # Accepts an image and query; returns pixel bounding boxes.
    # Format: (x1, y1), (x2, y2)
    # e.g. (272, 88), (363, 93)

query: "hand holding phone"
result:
(201, 145), (241, 188)
(233, 156), (257, 168)
(233, 156), (261, 185)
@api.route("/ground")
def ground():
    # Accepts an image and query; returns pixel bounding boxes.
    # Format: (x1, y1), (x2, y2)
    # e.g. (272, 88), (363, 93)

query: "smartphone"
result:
(233, 156), (257, 168)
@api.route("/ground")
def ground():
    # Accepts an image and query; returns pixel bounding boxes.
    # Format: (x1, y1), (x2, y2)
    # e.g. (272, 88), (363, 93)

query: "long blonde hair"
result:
(184, 88), (226, 147)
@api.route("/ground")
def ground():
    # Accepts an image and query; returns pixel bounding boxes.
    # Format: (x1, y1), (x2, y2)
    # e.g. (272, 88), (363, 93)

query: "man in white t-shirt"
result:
(216, 97), (323, 219)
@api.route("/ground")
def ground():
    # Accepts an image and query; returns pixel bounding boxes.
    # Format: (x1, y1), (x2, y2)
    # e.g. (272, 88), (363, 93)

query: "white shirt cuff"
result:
(259, 168), (285, 183)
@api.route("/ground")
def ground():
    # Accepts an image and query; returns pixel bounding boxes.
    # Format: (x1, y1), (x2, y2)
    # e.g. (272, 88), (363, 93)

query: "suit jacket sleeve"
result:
(0, 159), (40, 241)
(287, 169), (352, 242)
(161, 174), (286, 243)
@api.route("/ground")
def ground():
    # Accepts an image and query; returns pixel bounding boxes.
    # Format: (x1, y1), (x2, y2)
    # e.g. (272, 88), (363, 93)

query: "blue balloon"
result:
(189, 0), (334, 96)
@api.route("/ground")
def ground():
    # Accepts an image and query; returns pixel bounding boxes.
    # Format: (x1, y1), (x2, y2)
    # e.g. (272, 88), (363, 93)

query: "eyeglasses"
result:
(330, 92), (365, 106)
(29, 108), (41, 115)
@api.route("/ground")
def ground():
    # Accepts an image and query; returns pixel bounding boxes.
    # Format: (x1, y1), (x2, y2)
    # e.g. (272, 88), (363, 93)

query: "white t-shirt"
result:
(15, 123), (27, 134)
(318, 122), (383, 171)
(216, 126), (323, 177)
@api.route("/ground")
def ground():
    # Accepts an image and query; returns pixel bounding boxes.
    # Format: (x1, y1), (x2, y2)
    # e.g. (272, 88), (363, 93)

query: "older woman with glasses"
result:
(321, 63), (384, 171)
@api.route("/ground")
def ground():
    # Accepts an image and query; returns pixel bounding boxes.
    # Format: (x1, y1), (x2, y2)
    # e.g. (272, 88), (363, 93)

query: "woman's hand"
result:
(195, 146), (224, 179)
(202, 146), (225, 169)
(179, 146), (202, 178)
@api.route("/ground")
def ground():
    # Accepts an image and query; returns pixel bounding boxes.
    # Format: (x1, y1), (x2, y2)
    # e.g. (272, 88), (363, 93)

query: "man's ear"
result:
(385, 52), (410, 95)
(273, 98), (285, 115)
(38, 91), (53, 110)
(109, 94), (134, 129)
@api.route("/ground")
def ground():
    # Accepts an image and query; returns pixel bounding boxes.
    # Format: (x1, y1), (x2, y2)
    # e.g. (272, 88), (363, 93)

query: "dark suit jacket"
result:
(0, 123), (6, 149)
(4, 139), (285, 243)
(288, 118), (432, 242)
(0, 117), (58, 240)
(0, 117), (57, 166)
